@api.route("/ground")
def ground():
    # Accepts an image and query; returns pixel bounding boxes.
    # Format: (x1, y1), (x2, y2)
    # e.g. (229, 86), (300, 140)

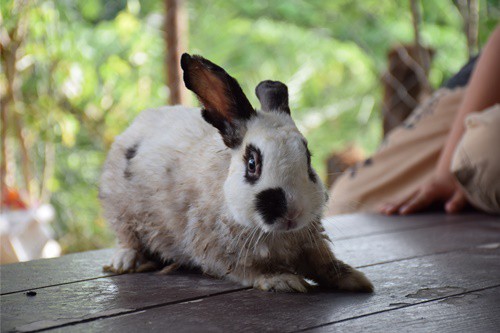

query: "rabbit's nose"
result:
(255, 187), (287, 225)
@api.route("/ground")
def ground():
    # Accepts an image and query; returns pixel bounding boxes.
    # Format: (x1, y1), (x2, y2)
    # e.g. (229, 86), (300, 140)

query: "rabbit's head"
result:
(181, 54), (327, 232)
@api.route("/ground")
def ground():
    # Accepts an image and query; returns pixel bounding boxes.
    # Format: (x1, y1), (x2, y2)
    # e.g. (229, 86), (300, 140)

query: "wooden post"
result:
(467, 0), (479, 57)
(381, 45), (435, 136)
(456, 0), (479, 57)
(165, 0), (188, 105)
(0, 98), (7, 198)
(0, 3), (31, 203)
(409, 0), (432, 94)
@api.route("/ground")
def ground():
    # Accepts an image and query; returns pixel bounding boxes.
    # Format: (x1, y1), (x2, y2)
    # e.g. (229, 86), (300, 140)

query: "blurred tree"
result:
(1, 0), (32, 202)
(455, 0), (480, 56)
(165, 0), (188, 105)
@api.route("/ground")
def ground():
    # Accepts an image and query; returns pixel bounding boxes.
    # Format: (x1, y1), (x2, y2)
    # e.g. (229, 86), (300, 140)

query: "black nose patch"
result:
(255, 188), (287, 225)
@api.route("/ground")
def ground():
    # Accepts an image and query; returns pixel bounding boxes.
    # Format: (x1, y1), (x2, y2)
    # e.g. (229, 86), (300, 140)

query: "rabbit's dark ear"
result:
(181, 53), (256, 148)
(255, 80), (290, 115)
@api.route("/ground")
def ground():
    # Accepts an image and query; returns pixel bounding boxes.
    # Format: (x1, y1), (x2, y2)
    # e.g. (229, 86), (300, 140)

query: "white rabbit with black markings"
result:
(100, 54), (373, 293)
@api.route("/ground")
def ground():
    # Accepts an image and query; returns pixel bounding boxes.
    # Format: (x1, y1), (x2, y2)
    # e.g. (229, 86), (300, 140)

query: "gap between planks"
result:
(1, 231), (492, 297)
(0, 274), (120, 297)
(293, 284), (500, 332)
(15, 240), (500, 333)
(3, 214), (494, 296)
(329, 215), (495, 241)
(24, 287), (250, 333)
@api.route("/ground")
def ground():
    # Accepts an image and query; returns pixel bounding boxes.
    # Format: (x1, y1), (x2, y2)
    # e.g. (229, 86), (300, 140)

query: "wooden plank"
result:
(0, 249), (114, 295)
(324, 213), (499, 241)
(1, 214), (498, 332)
(0, 272), (244, 332)
(34, 245), (500, 332)
(2, 214), (494, 295)
(311, 286), (500, 332)
(0, 213), (399, 295)
(332, 218), (500, 267)
(2, 214), (493, 295)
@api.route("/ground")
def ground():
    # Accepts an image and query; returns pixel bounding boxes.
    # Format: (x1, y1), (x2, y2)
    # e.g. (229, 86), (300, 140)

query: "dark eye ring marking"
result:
(302, 140), (317, 183)
(244, 144), (263, 184)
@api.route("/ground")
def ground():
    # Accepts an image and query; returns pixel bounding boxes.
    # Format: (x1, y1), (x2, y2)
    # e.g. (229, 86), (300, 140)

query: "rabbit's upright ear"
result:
(181, 53), (256, 148)
(255, 80), (290, 115)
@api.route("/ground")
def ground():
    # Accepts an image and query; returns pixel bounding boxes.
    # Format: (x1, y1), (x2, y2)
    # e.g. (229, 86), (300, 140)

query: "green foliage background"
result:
(1, 0), (498, 253)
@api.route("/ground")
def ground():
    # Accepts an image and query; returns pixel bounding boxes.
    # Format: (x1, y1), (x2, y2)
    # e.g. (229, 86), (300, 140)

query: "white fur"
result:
(100, 105), (373, 293)
(224, 111), (324, 232)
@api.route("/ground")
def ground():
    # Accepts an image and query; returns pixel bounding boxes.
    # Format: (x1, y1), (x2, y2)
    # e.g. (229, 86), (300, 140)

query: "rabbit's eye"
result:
(243, 144), (262, 184)
(248, 156), (256, 173)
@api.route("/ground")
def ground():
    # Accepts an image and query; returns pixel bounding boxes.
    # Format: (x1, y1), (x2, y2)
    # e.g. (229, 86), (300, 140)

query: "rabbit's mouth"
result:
(285, 219), (297, 231)
(268, 217), (300, 232)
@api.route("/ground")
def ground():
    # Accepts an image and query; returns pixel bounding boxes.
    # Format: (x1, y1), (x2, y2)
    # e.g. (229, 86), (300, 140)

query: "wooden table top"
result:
(1, 213), (500, 332)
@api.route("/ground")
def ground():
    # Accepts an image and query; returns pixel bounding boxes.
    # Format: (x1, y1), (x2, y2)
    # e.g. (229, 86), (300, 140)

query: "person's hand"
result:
(379, 173), (468, 215)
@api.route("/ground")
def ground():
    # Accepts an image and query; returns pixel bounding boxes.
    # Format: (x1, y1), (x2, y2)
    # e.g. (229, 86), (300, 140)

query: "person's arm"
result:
(381, 26), (500, 215)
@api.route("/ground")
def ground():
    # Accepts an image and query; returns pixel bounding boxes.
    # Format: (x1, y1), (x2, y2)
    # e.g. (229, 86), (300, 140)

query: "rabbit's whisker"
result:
(243, 227), (260, 281)
(253, 231), (265, 256)
(235, 226), (254, 276)
(232, 225), (250, 252)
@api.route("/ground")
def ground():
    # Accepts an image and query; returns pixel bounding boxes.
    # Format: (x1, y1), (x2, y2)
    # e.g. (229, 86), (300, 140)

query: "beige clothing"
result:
(327, 88), (500, 215)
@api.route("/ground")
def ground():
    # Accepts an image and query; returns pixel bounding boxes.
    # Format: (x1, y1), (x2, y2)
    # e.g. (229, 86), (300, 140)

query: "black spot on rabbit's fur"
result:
(124, 143), (139, 179)
(124, 169), (133, 180)
(125, 144), (139, 160)
(256, 188), (287, 224)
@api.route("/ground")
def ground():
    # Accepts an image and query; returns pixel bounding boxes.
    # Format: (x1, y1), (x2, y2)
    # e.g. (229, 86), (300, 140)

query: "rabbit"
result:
(100, 53), (373, 293)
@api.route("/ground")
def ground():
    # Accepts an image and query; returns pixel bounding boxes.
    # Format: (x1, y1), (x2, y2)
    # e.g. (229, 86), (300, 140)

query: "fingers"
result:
(379, 204), (397, 215)
(445, 190), (467, 214)
(380, 185), (439, 215)
(379, 202), (403, 215)
(380, 188), (466, 215)
(398, 190), (435, 215)
(379, 175), (466, 216)
(379, 190), (418, 215)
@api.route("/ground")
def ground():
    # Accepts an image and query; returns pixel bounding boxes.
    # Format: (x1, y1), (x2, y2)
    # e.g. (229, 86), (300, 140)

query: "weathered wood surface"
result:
(1, 274), (245, 332)
(46, 246), (500, 333)
(312, 286), (500, 332)
(0, 249), (114, 295)
(333, 217), (500, 267)
(1, 213), (499, 333)
(323, 213), (498, 240)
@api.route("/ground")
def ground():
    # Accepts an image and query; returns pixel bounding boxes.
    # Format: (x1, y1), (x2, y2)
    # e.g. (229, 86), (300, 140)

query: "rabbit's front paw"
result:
(103, 248), (139, 274)
(315, 260), (374, 293)
(254, 273), (309, 293)
(337, 268), (374, 293)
